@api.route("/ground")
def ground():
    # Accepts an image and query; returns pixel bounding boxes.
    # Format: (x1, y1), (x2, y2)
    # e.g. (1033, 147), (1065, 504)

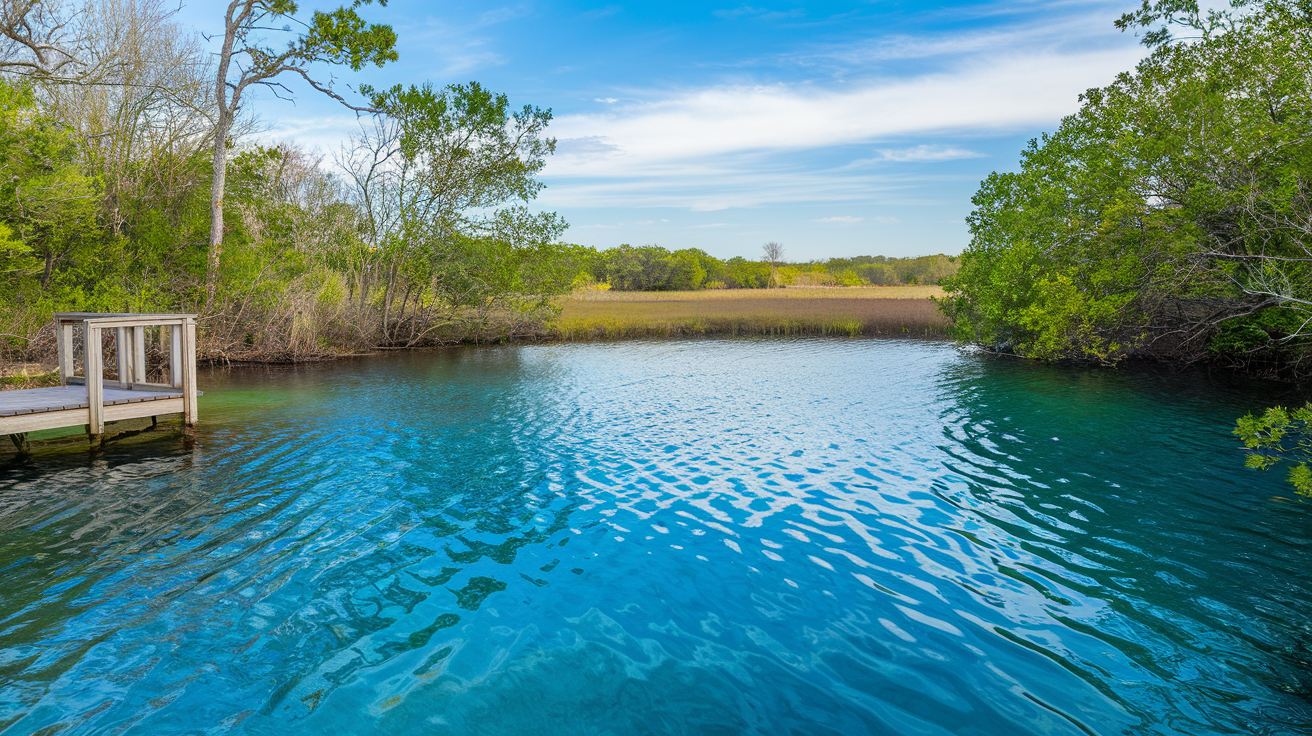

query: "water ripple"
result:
(1, 340), (1310, 734)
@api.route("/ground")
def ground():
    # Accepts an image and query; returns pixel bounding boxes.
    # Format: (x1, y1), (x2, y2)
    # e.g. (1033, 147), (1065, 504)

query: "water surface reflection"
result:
(1, 340), (1309, 735)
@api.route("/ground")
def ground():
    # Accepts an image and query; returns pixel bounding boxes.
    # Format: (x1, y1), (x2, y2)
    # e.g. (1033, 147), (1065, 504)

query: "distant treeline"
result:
(559, 246), (958, 291)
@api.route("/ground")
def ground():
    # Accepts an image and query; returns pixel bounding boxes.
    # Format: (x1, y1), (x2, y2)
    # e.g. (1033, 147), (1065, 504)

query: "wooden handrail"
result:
(54, 313), (199, 437)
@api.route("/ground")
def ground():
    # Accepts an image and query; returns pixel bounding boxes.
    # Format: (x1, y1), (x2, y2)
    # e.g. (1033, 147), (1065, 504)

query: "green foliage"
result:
(940, 1), (1312, 494)
(941, 1), (1312, 365)
(0, 81), (103, 287)
(1234, 403), (1312, 496)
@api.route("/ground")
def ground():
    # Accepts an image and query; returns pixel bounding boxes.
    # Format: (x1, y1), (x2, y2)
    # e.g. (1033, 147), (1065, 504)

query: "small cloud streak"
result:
(815, 216), (865, 224)
(582, 4), (623, 20)
(714, 6), (804, 21)
(875, 144), (985, 162)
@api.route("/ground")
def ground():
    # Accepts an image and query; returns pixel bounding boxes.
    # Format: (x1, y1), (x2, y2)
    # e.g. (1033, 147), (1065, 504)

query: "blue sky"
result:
(181, 0), (1146, 260)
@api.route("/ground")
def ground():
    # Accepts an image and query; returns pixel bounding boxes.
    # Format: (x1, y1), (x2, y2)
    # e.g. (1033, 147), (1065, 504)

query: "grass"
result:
(551, 286), (950, 340)
(0, 364), (58, 391)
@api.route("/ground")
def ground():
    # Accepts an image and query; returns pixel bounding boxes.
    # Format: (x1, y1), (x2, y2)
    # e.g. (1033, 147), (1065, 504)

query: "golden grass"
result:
(552, 286), (949, 340)
(565, 285), (945, 302)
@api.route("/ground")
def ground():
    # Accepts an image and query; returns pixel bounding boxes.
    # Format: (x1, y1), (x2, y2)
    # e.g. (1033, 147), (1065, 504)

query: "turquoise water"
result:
(1, 339), (1310, 735)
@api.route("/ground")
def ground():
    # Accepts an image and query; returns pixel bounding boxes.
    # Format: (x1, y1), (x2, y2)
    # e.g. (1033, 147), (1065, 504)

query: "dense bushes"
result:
(940, 1), (1312, 374)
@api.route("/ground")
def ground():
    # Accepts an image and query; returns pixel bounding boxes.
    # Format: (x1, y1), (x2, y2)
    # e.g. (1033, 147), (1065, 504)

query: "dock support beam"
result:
(56, 323), (74, 386)
(170, 324), (182, 388)
(84, 320), (104, 437)
(182, 318), (197, 429)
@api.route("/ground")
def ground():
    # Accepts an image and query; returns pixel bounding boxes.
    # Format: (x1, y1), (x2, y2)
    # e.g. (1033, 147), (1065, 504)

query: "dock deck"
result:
(2, 312), (199, 450)
(1, 386), (186, 416)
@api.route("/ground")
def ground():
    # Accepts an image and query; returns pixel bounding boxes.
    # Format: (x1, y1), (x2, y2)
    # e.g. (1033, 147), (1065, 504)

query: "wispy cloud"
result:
(874, 145), (986, 162)
(581, 4), (623, 20)
(713, 6), (805, 21)
(781, 4), (1126, 71)
(546, 46), (1138, 182)
(404, 5), (535, 76)
(815, 216), (865, 224)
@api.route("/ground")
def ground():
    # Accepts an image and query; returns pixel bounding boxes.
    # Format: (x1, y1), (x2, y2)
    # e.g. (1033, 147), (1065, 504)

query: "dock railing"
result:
(53, 313), (198, 436)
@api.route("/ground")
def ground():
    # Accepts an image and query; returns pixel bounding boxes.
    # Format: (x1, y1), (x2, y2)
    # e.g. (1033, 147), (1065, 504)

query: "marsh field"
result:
(551, 286), (949, 340)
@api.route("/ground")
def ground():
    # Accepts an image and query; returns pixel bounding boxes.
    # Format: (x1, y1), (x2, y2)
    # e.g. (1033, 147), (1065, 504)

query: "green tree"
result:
(343, 80), (565, 344)
(941, 0), (1312, 364)
(205, 0), (399, 307)
(0, 81), (101, 289)
(668, 248), (708, 290)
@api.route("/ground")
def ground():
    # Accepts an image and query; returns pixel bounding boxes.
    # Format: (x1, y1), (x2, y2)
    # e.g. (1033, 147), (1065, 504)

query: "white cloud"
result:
(871, 215), (900, 224)
(555, 136), (623, 159)
(594, 97), (619, 104)
(875, 145), (985, 162)
(544, 47), (1140, 180)
(815, 216), (865, 224)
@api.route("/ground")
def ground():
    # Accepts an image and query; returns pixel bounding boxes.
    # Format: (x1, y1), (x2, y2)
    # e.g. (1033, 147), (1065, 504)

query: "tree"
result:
(341, 81), (565, 343)
(762, 241), (784, 288)
(0, 80), (101, 289)
(940, 0), (1312, 364)
(205, 0), (398, 307)
(938, 1), (1312, 494)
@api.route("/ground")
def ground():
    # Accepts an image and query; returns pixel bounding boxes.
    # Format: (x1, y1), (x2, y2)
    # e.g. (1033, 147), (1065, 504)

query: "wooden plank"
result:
(182, 319), (197, 426)
(85, 323), (103, 435)
(57, 312), (197, 325)
(124, 381), (179, 393)
(133, 325), (147, 383)
(56, 322), (72, 386)
(116, 327), (130, 389)
(0, 397), (184, 434)
(170, 325), (182, 388)
(82, 317), (191, 329)
(0, 387), (185, 416)
(0, 408), (87, 434)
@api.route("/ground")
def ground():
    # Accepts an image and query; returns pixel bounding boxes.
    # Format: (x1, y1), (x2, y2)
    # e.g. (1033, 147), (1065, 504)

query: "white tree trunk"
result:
(206, 114), (229, 307)
(204, 1), (243, 308)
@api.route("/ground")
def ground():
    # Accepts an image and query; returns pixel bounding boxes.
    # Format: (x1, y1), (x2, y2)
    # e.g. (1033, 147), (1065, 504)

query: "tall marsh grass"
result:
(551, 288), (949, 340)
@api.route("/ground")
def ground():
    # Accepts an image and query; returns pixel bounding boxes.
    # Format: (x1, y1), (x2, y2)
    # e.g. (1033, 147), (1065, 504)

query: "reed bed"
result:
(552, 287), (950, 340)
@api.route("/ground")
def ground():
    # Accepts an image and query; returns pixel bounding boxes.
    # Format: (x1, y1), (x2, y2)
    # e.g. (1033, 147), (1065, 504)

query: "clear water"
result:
(2, 340), (1310, 735)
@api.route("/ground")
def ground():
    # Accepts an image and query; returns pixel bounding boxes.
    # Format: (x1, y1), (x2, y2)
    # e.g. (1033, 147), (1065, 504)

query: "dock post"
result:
(84, 321), (104, 437)
(116, 327), (131, 389)
(182, 317), (198, 429)
(56, 321), (74, 386)
(170, 324), (182, 388)
(133, 325), (147, 384)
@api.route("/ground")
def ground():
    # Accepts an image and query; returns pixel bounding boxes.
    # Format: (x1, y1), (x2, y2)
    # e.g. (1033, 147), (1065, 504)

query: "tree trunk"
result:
(205, 3), (242, 309)
(205, 117), (229, 308)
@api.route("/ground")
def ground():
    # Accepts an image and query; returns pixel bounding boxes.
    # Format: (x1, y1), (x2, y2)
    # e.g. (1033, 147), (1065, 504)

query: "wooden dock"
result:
(2, 313), (199, 451)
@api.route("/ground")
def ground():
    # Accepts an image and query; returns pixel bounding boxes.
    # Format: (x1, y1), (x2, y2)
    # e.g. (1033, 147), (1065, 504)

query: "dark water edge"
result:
(1, 338), (1311, 735)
